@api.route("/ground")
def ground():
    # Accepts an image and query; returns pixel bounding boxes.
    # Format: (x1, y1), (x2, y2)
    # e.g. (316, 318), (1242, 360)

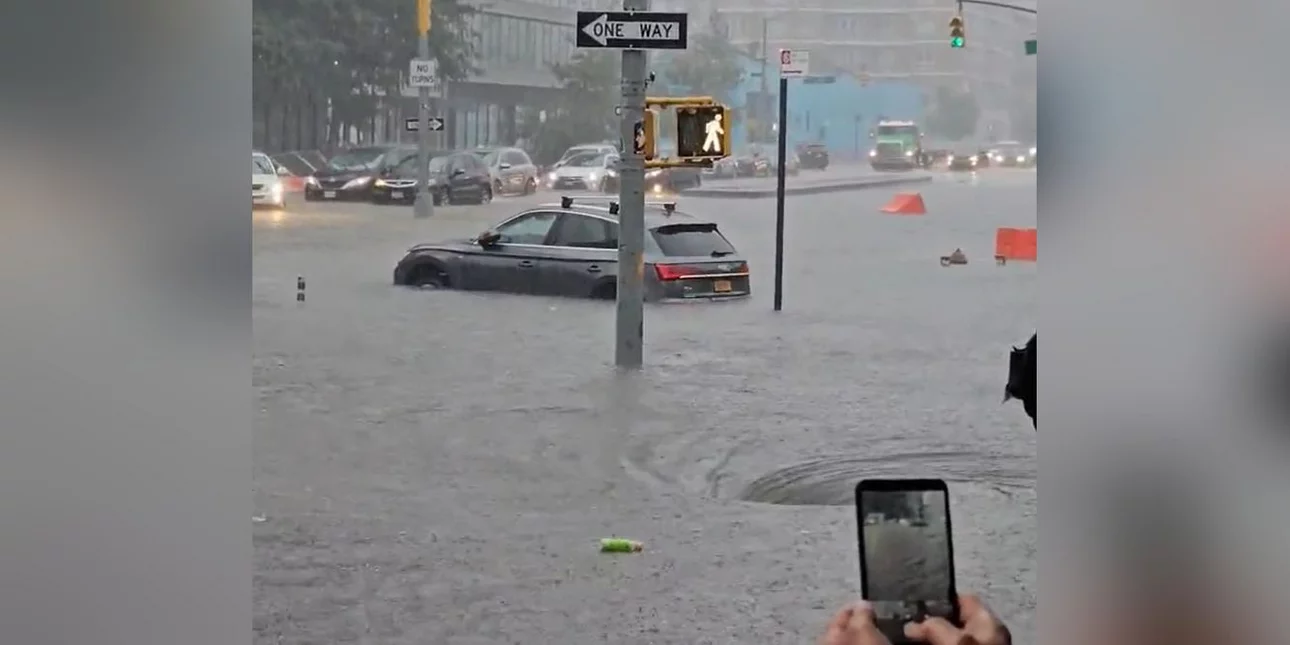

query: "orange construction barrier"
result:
(880, 192), (926, 215)
(994, 227), (1037, 262)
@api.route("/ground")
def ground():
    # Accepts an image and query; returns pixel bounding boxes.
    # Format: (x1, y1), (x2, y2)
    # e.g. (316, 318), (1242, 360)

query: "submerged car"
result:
(946, 148), (987, 171)
(986, 140), (1035, 168)
(371, 150), (493, 206)
(305, 145), (415, 201)
(393, 196), (751, 301)
(548, 152), (619, 193)
(797, 142), (830, 170)
(474, 146), (539, 195)
(251, 151), (287, 209)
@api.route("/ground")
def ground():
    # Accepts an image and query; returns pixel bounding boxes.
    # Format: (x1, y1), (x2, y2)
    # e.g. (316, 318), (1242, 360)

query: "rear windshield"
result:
(650, 223), (736, 257)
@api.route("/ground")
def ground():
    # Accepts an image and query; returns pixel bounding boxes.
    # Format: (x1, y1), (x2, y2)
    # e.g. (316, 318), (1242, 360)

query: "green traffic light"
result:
(950, 36), (964, 48)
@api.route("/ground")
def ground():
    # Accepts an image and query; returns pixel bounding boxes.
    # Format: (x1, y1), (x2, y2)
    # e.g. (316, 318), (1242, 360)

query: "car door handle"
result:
(517, 260), (535, 269)
(586, 265), (602, 273)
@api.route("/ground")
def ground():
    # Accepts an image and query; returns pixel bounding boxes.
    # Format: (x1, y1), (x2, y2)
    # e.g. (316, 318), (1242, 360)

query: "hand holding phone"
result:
(854, 479), (960, 644)
(819, 596), (1011, 645)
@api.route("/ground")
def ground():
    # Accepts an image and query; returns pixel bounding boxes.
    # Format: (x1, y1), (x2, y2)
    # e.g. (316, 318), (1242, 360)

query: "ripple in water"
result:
(735, 451), (1032, 506)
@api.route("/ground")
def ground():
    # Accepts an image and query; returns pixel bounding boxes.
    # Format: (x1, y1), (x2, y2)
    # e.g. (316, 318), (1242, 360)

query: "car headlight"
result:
(588, 171), (599, 182)
(868, 149), (877, 157)
(947, 155), (955, 163)
(607, 169), (618, 177)
(1016, 155), (1026, 163)
(547, 172), (556, 181)
(342, 176), (371, 189)
(1029, 147), (1037, 156)
(374, 178), (387, 187)
(305, 176), (319, 186)
(905, 150), (914, 157)
(645, 169), (662, 178)
(993, 155), (1003, 162)
(970, 157), (977, 165)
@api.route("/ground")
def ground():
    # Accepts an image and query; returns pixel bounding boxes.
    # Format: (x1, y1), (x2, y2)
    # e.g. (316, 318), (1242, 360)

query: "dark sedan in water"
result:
(798, 142), (830, 170)
(946, 148), (988, 171)
(371, 150), (494, 206)
(304, 145), (416, 201)
(393, 196), (751, 301)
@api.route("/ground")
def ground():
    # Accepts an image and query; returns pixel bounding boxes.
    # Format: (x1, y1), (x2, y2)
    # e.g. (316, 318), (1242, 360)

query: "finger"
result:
(826, 605), (857, 633)
(904, 616), (968, 644)
(957, 593), (990, 620)
(844, 603), (892, 645)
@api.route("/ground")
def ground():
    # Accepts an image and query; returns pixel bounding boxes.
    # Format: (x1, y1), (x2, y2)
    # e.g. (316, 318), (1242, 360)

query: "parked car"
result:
(304, 145), (416, 201)
(251, 151), (288, 209)
(474, 146), (539, 195)
(371, 150), (493, 205)
(704, 156), (739, 179)
(554, 143), (618, 170)
(393, 196), (751, 301)
(548, 152), (619, 193)
(797, 143), (830, 170)
(747, 144), (799, 177)
(643, 165), (703, 195)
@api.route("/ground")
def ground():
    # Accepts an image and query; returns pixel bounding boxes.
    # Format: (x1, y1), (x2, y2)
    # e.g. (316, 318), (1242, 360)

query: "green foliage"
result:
(658, 26), (744, 100)
(925, 86), (980, 141)
(253, 0), (477, 106)
(525, 50), (619, 165)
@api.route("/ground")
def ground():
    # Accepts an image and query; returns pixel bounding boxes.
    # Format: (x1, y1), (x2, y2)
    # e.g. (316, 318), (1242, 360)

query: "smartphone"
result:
(855, 478), (960, 644)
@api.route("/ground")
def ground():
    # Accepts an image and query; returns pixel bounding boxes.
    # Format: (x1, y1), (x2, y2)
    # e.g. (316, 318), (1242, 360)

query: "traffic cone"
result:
(880, 192), (926, 215)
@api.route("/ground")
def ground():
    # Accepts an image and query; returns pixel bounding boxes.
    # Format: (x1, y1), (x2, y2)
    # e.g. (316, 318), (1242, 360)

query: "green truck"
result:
(868, 120), (925, 171)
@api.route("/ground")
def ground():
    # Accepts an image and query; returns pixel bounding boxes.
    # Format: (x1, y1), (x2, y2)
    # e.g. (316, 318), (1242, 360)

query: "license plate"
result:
(390, 191), (403, 199)
(323, 190), (336, 198)
(713, 279), (733, 293)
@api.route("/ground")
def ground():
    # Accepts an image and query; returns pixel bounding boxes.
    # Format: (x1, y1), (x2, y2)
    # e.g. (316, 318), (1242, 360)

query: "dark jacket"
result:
(1006, 333), (1036, 428)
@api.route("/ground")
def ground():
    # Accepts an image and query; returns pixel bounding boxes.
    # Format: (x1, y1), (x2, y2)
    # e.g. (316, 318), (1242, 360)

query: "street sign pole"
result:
(773, 49), (807, 312)
(414, 0), (434, 219)
(772, 75), (788, 312)
(615, 0), (649, 369)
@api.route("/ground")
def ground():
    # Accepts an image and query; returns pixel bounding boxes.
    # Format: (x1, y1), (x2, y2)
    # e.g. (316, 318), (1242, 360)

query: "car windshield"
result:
(650, 223), (737, 257)
(565, 153), (605, 167)
(393, 154), (448, 175)
(473, 150), (499, 166)
(876, 125), (919, 138)
(994, 143), (1027, 154)
(327, 148), (385, 171)
(561, 147), (603, 161)
(252, 156), (275, 175)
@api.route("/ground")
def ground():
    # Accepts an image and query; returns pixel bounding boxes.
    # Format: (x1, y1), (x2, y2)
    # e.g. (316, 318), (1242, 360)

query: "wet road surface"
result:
(254, 170), (1036, 644)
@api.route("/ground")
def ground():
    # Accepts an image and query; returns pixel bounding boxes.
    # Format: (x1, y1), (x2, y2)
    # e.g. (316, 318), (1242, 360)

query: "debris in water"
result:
(600, 538), (643, 553)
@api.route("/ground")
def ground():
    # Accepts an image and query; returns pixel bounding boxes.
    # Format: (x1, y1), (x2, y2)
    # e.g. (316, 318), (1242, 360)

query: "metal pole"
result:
(759, 18), (768, 142)
(615, 0), (649, 368)
(772, 76), (787, 312)
(413, 0), (435, 219)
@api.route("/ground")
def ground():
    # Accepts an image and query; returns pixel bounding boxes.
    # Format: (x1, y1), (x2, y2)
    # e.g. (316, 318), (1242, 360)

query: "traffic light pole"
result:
(772, 76), (788, 312)
(614, 0), (649, 369)
(956, 0), (1036, 14)
(414, 0), (435, 219)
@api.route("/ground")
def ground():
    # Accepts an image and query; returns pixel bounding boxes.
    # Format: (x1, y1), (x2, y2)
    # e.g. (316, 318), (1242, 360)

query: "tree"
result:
(657, 16), (744, 100)
(924, 86), (980, 141)
(526, 50), (619, 165)
(252, 0), (477, 150)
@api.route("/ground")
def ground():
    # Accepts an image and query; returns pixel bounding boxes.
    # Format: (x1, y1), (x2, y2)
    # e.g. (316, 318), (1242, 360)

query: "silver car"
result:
(473, 146), (538, 195)
(393, 196), (751, 301)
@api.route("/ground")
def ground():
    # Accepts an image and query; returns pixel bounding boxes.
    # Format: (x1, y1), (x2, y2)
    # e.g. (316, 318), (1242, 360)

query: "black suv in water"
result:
(798, 143), (830, 170)
(371, 150), (494, 206)
(394, 196), (750, 301)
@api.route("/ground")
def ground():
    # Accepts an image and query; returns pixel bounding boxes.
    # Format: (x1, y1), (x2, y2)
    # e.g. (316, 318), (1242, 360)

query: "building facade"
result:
(711, 0), (1035, 137)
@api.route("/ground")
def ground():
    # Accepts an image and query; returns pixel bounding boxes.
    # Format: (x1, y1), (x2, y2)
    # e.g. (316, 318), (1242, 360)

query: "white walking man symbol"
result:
(702, 113), (724, 153)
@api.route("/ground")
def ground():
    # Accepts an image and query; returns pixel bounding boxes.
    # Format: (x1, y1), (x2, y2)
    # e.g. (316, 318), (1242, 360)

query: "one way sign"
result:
(576, 11), (688, 50)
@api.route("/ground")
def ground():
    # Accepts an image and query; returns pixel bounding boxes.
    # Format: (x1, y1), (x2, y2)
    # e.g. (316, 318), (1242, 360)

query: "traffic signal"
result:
(639, 109), (657, 160)
(949, 15), (965, 48)
(674, 105), (731, 159)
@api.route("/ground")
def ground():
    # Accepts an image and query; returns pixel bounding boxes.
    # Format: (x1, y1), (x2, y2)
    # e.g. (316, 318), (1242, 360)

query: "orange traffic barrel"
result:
(994, 227), (1037, 262)
(880, 192), (926, 215)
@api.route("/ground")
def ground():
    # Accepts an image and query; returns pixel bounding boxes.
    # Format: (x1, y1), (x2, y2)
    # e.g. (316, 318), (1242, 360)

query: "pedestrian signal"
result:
(639, 110), (656, 160)
(949, 15), (965, 48)
(675, 105), (731, 159)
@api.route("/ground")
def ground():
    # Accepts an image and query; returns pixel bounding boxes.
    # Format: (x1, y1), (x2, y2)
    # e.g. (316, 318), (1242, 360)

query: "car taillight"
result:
(733, 262), (749, 274)
(654, 264), (690, 281)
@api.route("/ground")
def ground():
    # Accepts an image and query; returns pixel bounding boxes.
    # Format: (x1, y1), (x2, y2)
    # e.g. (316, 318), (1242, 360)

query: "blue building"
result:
(712, 55), (926, 160)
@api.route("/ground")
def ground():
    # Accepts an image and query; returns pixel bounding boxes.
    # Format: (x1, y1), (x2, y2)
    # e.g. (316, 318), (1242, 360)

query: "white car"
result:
(548, 152), (619, 192)
(252, 152), (287, 209)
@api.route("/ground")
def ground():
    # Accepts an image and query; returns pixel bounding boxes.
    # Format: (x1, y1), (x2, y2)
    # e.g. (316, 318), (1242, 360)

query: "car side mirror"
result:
(276, 166), (291, 176)
(477, 231), (501, 247)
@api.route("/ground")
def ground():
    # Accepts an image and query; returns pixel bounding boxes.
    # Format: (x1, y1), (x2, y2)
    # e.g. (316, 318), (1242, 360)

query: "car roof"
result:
(535, 200), (715, 229)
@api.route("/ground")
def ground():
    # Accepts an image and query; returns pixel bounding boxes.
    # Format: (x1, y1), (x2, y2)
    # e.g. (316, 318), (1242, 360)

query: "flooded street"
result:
(253, 171), (1036, 644)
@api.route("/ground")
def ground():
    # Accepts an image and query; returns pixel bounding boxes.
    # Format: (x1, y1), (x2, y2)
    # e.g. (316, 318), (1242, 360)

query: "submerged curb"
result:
(685, 175), (933, 199)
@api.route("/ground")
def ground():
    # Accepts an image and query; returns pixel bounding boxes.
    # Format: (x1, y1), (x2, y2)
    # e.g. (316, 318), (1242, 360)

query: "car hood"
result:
(252, 173), (279, 185)
(555, 166), (603, 178)
(312, 167), (375, 180)
(408, 239), (479, 253)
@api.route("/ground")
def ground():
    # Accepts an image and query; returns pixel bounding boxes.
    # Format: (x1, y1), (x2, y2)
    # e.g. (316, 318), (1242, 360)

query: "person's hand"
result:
(903, 594), (1012, 645)
(818, 601), (891, 645)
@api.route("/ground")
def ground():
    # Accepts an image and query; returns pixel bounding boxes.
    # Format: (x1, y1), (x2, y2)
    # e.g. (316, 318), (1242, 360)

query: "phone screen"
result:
(856, 479), (958, 643)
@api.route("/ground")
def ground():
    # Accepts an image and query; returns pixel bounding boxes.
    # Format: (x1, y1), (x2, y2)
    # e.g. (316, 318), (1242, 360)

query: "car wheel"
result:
(493, 179), (504, 195)
(590, 281), (616, 300)
(526, 177), (537, 194)
(411, 262), (449, 289)
(431, 191), (443, 206)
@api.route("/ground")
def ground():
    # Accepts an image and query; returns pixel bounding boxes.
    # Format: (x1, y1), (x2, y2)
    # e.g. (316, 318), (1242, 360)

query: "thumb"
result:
(844, 601), (892, 644)
(904, 616), (971, 645)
